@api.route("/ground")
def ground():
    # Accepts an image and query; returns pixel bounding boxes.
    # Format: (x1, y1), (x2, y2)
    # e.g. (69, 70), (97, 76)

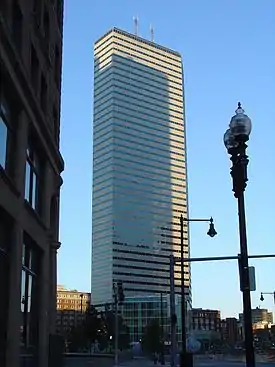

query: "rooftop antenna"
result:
(150, 24), (154, 42)
(133, 16), (139, 36)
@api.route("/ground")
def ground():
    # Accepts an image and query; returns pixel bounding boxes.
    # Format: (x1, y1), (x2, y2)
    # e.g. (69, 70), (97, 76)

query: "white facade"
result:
(92, 28), (190, 306)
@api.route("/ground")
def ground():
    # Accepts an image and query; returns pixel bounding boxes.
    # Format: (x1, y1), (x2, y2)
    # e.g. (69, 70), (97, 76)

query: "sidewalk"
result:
(119, 357), (159, 367)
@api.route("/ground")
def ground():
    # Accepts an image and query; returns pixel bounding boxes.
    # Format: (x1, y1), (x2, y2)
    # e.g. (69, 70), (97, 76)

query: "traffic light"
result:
(117, 282), (125, 304)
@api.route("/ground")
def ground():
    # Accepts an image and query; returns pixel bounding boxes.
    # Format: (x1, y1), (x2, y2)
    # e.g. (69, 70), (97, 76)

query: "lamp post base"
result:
(160, 351), (165, 365)
(180, 352), (193, 367)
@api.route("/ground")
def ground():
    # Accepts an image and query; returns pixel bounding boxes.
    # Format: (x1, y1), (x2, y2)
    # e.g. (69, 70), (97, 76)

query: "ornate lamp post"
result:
(260, 292), (275, 304)
(180, 215), (217, 367)
(223, 102), (255, 367)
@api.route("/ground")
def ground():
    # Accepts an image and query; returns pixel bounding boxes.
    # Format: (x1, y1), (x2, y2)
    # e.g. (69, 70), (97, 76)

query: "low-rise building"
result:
(221, 317), (239, 346)
(56, 286), (91, 337)
(191, 309), (221, 349)
(191, 308), (221, 333)
(239, 307), (273, 331)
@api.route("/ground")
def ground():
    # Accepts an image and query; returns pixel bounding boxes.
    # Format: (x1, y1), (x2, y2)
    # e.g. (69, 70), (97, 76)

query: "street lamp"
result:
(224, 102), (255, 367)
(80, 293), (83, 313)
(207, 217), (217, 238)
(160, 292), (165, 365)
(260, 292), (275, 304)
(180, 215), (217, 367)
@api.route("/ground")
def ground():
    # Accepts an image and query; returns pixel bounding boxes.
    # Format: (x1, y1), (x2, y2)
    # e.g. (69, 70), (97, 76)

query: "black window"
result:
(24, 142), (42, 212)
(33, 0), (42, 27)
(0, 209), (11, 366)
(40, 74), (47, 112)
(54, 45), (61, 87)
(56, 0), (63, 29)
(0, 101), (8, 169)
(20, 239), (40, 350)
(43, 10), (50, 54)
(12, 0), (23, 53)
(52, 106), (59, 142)
(0, 86), (19, 178)
(31, 45), (39, 92)
(0, 0), (8, 16)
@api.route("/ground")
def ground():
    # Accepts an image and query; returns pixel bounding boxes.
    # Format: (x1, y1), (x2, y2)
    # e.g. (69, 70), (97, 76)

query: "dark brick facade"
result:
(0, 1), (64, 366)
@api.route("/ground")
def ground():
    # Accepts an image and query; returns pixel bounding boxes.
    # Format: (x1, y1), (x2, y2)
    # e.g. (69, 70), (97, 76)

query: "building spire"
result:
(150, 24), (154, 42)
(133, 16), (139, 36)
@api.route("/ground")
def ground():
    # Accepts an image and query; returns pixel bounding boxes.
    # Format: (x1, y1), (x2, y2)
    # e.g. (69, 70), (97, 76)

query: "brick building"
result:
(0, 1), (64, 366)
(239, 307), (273, 331)
(191, 308), (221, 332)
(221, 317), (239, 346)
(191, 308), (221, 348)
(56, 286), (91, 337)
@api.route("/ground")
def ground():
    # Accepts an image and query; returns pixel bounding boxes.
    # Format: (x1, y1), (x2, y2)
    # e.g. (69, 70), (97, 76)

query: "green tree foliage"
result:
(66, 305), (130, 352)
(84, 304), (103, 343)
(142, 319), (161, 354)
(102, 308), (130, 350)
(67, 324), (86, 352)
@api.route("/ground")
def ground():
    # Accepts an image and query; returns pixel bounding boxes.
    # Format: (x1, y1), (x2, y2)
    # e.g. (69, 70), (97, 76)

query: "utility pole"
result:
(180, 215), (187, 367)
(160, 292), (165, 365)
(113, 281), (124, 367)
(224, 103), (255, 367)
(114, 292), (119, 366)
(170, 255), (177, 367)
(80, 293), (83, 313)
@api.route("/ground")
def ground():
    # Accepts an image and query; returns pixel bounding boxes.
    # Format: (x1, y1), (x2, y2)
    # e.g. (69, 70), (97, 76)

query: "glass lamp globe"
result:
(229, 102), (252, 141)
(223, 128), (238, 152)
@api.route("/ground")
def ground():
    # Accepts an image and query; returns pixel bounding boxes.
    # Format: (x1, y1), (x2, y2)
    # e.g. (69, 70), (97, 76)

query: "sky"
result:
(58, 0), (275, 319)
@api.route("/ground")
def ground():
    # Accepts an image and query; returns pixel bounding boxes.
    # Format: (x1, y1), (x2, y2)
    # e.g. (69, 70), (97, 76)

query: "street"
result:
(64, 356), (275, 367)
(194, 361), (275, 367)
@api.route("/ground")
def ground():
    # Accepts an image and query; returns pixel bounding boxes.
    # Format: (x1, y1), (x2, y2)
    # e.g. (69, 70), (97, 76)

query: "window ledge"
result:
(0, 167), (20, 197)
(23, 200), (47, 231)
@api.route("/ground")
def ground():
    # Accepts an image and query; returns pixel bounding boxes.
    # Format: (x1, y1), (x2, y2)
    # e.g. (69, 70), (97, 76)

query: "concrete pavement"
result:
(118, 356), (275, 367)
(64, 355), (275, 367)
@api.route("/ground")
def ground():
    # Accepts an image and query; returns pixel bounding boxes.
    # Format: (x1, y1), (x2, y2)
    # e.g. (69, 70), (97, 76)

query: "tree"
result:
(118, 321), (130, 350)
(67, 325), (86, 352)
(100, 308), (130, 350)
(142, 319), (161, 354)
(84, 304), (103, 344)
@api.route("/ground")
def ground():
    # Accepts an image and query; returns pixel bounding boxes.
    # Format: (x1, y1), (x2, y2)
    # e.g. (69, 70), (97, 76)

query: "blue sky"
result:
(58, 0), (275, 318)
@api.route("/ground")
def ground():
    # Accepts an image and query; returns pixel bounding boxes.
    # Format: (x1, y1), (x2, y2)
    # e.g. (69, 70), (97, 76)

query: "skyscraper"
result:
(92, 28), (190, 308)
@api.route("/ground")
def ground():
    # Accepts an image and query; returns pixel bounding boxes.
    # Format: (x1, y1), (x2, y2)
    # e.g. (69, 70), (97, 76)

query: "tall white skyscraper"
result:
(92, 28), (190, 307)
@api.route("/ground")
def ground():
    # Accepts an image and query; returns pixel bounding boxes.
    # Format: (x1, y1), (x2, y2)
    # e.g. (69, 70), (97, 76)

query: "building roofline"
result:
(94, 27), (181, 57)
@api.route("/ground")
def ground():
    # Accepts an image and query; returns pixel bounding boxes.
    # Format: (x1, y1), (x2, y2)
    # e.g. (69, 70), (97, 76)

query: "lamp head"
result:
(207, 217), (217, 238)
(229, 102), (252, 143)
(260, 293), (264, 302)
(223, 128), (238, 153)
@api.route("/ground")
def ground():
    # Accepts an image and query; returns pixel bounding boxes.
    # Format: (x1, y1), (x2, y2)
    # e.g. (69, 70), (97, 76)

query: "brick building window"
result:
(20, 239), (40, 349)
(12, 0), (23, 53)
(31, 45), (39, 92)
(40, 74), (47, 112)
(33, 0), (42, 27)
(0, 209), (11, 366)
(54, 45), (61, 87)
(52, 106), (59, 142)
(0, 92), (17, 176)
(43, 10), (50, 54)
(0, 102), (8, 169)
(24, 142), (41, 212)
(0, 0), (8, 15)
(56, 0), (63, 29)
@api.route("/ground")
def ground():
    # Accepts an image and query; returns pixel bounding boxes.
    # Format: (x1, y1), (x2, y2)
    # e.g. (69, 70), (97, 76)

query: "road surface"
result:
(64, 356), (275, 367)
